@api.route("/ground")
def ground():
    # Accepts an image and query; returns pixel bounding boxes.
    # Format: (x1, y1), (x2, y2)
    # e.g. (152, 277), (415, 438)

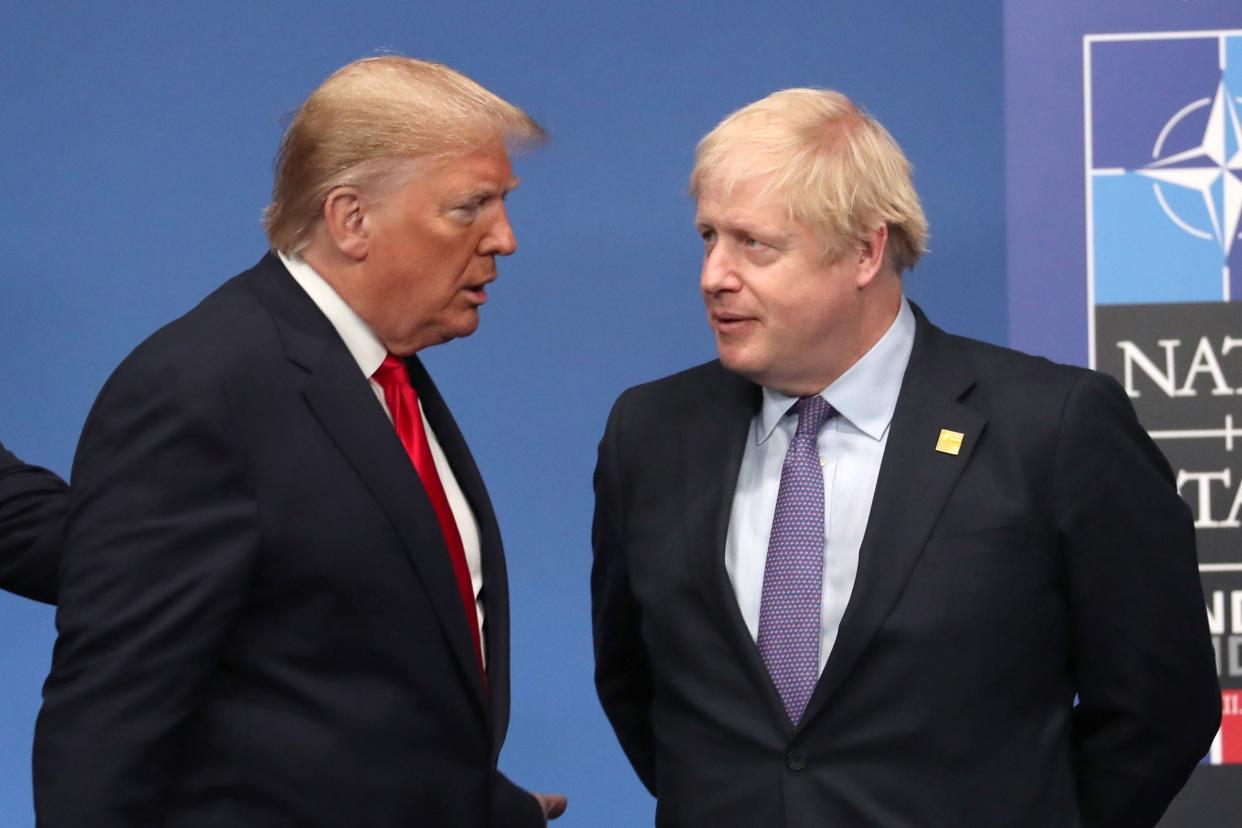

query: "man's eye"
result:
(699, 229), (716, 244)
(743, 236), (764, 249)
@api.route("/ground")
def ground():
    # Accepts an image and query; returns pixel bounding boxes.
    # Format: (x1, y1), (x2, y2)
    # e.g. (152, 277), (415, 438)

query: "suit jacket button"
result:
(785, 750), (807, 772)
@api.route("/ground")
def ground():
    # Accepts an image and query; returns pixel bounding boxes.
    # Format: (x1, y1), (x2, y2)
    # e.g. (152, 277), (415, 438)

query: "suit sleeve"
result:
(591, 392), (657, 794)
(489, 769), (546, 827)
(1056, 371), (1220, 827)
(0, 441), (66, 604)
(33, 355), (259, 826)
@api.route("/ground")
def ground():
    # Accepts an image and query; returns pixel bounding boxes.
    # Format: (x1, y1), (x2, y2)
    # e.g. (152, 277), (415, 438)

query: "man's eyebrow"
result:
(698, 215), (776, 237)
(462, 178), (520, 201)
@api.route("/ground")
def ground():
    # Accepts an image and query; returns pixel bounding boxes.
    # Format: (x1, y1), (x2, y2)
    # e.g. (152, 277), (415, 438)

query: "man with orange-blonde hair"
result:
(35, 56), (563, 827)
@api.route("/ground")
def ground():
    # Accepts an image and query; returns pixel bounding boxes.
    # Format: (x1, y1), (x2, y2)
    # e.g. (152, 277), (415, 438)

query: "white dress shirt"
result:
(279, 252), (487, 665)
(725, 299), (915, 674)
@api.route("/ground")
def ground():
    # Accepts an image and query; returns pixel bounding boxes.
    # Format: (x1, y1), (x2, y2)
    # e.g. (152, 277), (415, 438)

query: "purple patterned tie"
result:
(757, 395), (836, 725)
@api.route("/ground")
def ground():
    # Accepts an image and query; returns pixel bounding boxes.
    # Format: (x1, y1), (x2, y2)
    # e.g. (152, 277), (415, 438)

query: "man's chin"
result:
(390, 316), (478, 354)
(716, 347), (766, 385)
(453, 311), (481, 338)
(432, 313), (480, 347)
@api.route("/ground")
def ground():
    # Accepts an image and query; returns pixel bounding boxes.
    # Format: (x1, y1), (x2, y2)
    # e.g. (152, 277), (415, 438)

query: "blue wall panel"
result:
(0, 3), (1005, 824)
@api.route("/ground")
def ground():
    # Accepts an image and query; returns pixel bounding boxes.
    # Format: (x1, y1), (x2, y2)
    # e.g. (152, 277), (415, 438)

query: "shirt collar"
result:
(279, 251), (388, 379)
(756, 298), (916, 444)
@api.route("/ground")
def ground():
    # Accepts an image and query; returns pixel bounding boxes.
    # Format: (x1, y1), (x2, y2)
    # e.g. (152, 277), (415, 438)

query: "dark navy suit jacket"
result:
(35, 254), (542, 827)
(593, 307), (1219, 827)
(0, 441), (66, 604)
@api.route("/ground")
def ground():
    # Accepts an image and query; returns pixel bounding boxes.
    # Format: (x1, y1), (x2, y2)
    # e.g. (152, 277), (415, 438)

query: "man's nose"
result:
(700, 242), (738, 294)
(483, 204), (517, 256)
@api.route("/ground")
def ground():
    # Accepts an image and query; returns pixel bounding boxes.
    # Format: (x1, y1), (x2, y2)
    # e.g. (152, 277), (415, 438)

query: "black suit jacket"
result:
(0, 441), (66, 604)
(592, 307), (1219, 828)
(34, 254), (542, 827)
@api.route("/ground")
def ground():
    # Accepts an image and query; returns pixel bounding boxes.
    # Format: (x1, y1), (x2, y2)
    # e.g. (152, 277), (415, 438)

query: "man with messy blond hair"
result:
(592, 88), (1217, 827)
(35, 56), (563, 827)
(690, 88), (927, 272)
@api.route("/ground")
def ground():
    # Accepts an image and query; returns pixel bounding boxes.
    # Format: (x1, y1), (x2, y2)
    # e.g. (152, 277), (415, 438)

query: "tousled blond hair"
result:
(264, 56), (545, 254)
(690, 88), (928, 272)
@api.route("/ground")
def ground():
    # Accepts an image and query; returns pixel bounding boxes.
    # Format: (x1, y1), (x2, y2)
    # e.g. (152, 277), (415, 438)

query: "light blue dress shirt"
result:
(725, 299), (916, 674)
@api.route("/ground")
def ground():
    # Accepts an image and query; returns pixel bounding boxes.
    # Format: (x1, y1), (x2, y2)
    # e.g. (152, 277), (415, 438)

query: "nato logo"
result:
(1086, 30), (1242, 308)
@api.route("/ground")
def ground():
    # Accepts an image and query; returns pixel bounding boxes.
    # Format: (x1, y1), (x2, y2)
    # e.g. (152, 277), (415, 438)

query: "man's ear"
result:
(320, 186), (369, 261)
(855, 225), (889, 289)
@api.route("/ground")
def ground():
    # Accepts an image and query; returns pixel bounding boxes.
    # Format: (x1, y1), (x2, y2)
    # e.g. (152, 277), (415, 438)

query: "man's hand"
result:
(532, 791), (567, 822)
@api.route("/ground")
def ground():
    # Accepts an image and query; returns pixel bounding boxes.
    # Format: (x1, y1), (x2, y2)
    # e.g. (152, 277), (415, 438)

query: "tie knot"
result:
(372, 354), (411, 391)
(793, 395), (835, 438)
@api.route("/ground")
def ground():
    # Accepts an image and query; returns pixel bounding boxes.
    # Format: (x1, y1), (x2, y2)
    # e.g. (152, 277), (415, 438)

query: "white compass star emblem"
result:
(1137, 79), (1242, 255)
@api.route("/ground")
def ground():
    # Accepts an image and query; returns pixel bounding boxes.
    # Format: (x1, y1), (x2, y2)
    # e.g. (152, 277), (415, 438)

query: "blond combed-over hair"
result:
(264, 56), (545, 254)
(690, 88), (928, 273)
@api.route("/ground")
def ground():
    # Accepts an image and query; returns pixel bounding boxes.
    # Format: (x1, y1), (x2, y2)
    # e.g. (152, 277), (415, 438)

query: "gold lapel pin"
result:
(935, 429), (964, 456)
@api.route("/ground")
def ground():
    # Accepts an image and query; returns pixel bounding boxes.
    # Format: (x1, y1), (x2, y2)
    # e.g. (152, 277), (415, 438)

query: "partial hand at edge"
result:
(532, 791), (567, 822)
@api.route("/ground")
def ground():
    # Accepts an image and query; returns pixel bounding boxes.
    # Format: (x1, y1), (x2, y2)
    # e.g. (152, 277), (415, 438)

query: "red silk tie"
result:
(373, 354), (487, 690)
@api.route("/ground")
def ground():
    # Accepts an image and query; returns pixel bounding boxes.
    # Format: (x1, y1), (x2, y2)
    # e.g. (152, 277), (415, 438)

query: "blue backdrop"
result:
(0, 3), (1005, 824)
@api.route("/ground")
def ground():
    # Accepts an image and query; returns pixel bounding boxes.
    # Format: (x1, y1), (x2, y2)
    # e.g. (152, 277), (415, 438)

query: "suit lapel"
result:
(679, 365), (794, 727)
(799, 309), (985, 727)
(404, 357), (509, 743)
(244, 255), (489, 717)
